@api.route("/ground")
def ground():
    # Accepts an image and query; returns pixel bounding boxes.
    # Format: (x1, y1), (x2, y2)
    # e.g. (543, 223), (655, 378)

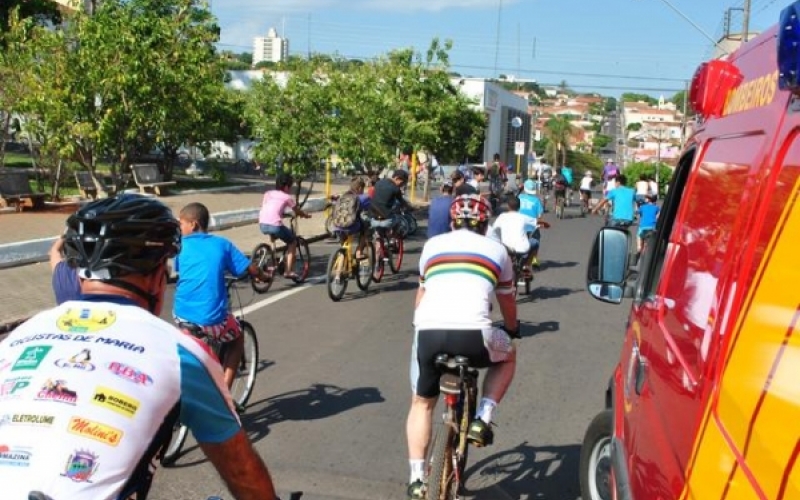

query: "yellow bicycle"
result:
(325, 230), (375, 301)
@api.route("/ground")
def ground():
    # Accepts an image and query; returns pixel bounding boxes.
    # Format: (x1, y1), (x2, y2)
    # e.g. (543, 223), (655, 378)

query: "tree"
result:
(670, 90), (689, 115)
(621, 161), (673, 195)
(604, 97), (617, 113)
(627, 123), (642, 132)
(543, 116), (574, 167)
(621, 93), (657, 106)
(0, 0), (61, 35)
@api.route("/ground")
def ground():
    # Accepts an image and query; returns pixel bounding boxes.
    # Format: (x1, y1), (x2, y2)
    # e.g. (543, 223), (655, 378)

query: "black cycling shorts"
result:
(411, 329), (495, 398)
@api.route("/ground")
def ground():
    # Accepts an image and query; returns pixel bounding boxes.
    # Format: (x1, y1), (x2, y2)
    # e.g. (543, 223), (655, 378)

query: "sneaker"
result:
(466, 419), (494, 447)
(531, 257), (540, 268)
(406, 479), (425, 500)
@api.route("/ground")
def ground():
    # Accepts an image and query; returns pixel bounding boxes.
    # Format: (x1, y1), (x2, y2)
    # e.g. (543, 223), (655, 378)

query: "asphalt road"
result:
(146, 203), (629, 500)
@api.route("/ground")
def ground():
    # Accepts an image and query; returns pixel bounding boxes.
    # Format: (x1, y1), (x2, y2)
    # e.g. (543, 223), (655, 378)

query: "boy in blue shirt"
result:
(593, 174), (637, 227)
(636, 194), (660, 254)
(173, 202), (267, 392)
(518, 179), (546, 267)
(427, 181), (454, 238)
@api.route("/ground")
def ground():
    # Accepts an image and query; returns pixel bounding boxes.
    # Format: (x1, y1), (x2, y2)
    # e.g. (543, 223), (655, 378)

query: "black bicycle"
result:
(161, 275), (260, 466)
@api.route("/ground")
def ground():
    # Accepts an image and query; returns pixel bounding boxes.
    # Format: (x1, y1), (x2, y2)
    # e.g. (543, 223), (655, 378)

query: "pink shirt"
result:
(259, 189), (296, 226)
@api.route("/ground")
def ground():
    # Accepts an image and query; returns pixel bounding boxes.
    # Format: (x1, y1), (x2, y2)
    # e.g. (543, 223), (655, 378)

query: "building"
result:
(253, 28), (288, 66)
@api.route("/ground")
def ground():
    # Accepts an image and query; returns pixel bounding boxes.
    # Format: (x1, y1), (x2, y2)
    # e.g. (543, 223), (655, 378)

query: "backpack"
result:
(331, 192), (360, 228)
(554, 177), (568, 192)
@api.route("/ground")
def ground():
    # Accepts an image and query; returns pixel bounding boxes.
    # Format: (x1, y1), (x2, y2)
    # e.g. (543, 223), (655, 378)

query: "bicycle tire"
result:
(326, 248), (349, 301)
(389, 235), (404, 273)
(372, 238), (386, 283)
(223, 321), (259, 408)
(288, 237), (311, 283)
(355, 240), (374, 291)
(160, 421), (189, 467)
(427, 420), (456, 500)
(250, 243), (275, 294)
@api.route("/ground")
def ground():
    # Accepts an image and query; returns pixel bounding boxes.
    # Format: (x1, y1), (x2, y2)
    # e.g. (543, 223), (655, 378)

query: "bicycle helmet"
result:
(450, 194), (492, 230)
(64, 194), (180, 279)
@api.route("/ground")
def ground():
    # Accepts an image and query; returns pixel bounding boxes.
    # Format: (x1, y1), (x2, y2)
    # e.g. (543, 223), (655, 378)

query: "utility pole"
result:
(494, 0), (503, 76)
(742, 0), (752, 42)
(681, 80), (689, 149)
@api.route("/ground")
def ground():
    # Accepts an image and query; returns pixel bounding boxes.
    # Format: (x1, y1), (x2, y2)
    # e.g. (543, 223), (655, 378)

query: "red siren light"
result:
(689, 59), (743, 118)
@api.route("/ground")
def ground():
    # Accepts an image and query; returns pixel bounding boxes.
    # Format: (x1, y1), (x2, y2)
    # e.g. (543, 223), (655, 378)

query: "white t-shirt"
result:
(415, 229), (514, 330)
(467, 179), (479, 190)
(580, 176), (593, 190)
(635, 180), (649, 195)
(489, 211), (536, 254)
(0, 298), (240, 499)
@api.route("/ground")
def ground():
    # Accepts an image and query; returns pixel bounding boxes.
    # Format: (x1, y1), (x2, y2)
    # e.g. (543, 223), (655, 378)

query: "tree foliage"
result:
(621, 161), (673, 195)
(622, 93), (657, 106)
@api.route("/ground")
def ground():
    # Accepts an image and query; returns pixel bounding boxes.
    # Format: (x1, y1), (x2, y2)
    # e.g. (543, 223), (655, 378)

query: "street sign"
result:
(515, 141), (525, 155)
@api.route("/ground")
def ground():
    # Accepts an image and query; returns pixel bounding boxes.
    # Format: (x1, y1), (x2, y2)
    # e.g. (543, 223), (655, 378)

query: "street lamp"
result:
(511, 116), (523, 176)
(654, 126), (666, 195)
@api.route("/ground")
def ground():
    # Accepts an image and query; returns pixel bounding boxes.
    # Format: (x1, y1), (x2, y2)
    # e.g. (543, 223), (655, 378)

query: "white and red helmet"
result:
(450, 194), (492, 227)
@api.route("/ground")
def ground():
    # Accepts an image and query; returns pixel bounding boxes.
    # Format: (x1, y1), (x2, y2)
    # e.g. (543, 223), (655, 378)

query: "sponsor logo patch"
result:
(35, 379), (77, 405)
(55, 349), (95, 371)
(0, 445), (32, 467)
(0, 376), (32, 399)
(12, 345), (52, 371)
(0, 413), (55, 427)
(91, 386), (139, 418)
(107, 362), (152, 386)
(67, 417), (123, 447)
(61, 449), (99, 482)
(57, 308), (116, 333)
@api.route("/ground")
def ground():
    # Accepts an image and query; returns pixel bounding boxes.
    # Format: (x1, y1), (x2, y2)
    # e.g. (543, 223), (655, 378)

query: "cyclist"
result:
(173, 202), (268, 394)
(0, 194), (281, 500)
(519, 179), (545, 268)
(488, 196), (537, 278)
(488, 153), (508, 210)
(467, 166), (486, 193)
(259, 173), (312, 280)
(49, 232), (81, 304)
(370, 169), (412, 229)
(636, 194), (660, 255)
(592, 173), (637, 227)
(405, 194), (518, 499)
(426, 181), (454, 239)
(332, 176), (372, 260)
(579, 170), (594, 211)
(560, 164), (574, 202)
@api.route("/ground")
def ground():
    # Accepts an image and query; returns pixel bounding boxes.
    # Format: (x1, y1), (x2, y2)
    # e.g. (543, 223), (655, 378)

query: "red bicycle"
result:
(370, 220), (404, 283)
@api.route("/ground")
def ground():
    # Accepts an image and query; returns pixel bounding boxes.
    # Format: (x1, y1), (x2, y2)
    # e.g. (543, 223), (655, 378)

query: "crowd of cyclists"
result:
(2, 152), (658, 500)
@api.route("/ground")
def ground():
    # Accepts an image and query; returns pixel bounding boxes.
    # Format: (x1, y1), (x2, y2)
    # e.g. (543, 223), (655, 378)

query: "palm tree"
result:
(543, 116), (574, 166)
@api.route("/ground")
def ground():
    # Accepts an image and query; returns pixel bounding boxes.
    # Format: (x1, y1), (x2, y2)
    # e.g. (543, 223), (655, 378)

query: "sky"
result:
(209, 0), (789, 99)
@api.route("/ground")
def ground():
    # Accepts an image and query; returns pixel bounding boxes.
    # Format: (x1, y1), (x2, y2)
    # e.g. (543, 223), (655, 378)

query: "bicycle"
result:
(425, 321), (518, 500)
(206, 492), (304, 500)
(370, 218), (404, 283)
(509, 250), (533, 296)
(162, 275), (260, 466)
(554, 191), (566, 219)
(250, 213), (311, 294)
(326, 228), (375, 301)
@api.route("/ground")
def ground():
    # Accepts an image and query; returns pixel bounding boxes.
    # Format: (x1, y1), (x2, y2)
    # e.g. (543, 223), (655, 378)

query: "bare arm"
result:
(49, 236), (65, 272)
(415, 286), (426, 309)
(292, 205), (311, 218)
(496, 292), (518, 333)
(200, 430), (278, 500)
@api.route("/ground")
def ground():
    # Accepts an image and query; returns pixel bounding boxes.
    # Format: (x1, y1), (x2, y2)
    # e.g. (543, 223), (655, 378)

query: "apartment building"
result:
(253, 28), (289, 66)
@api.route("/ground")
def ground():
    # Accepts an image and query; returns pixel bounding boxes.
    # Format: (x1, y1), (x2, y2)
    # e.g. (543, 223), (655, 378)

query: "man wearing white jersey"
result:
(0, 194), (281, 500)
(405, 194), (519, 499)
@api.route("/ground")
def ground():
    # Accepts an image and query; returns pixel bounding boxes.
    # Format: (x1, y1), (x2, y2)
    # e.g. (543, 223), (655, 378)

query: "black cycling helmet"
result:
(276, 172), (294, 190)
(64, 194), (181, 279)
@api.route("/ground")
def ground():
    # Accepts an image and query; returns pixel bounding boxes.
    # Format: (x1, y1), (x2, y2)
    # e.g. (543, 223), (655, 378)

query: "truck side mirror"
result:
(586, 227), (630, 304)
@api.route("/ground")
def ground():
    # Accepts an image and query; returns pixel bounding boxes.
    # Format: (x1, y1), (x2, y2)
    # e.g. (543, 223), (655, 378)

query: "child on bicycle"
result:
(332, 176), (372, 260)
(488, 196), (537, 276)
(259, 173), (312, 279)
(173, 202), (268, 393)
(636, 194), (660, 254)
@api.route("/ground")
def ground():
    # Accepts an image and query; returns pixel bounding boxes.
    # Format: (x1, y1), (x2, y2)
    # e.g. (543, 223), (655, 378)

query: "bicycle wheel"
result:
(250, 243), (275, 294)
(556, 199), (564, 219)
(389, 235), (404, 273)
(287, 237), (311, 283)
(355, 240), (374, 291)
(326, 248), (349, 301)
(427, 420), (457, 500)
(160, 422), (189, 467)
(222, 321), (259, 408)
(372, 238), (386, 283)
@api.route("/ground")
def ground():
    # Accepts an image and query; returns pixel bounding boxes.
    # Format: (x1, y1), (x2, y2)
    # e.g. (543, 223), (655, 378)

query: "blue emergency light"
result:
(778, 1), (800, 91)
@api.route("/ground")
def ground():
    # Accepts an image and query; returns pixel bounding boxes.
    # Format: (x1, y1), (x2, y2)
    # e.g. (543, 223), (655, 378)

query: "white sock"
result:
(476, 398), (498, 424)
(409, 459), (425, 483)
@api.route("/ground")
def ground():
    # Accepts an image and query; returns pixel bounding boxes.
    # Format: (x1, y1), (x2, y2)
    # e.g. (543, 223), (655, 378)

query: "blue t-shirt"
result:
(638, 203), (660, 229)
(173, 233), (251, 326)
(427, 195), (452, 238)
(607, 186), (637, 222)
(519, 193), (543, 220)
(52, 261), (81, 305)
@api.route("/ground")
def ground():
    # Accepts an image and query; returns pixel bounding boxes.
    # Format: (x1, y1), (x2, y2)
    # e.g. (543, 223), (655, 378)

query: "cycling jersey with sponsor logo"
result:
(0, 295), (240, 500)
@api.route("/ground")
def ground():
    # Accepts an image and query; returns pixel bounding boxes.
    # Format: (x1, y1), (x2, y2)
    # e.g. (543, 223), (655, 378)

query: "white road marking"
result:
(240, 275), (325, 316)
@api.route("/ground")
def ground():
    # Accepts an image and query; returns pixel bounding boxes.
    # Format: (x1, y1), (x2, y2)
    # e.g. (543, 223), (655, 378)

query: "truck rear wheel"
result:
(579, 409), (613, 500)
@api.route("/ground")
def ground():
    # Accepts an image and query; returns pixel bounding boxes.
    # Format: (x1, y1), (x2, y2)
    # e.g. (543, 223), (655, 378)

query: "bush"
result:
(210, 165), (226, 182)
(622, 161), (672, 195)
